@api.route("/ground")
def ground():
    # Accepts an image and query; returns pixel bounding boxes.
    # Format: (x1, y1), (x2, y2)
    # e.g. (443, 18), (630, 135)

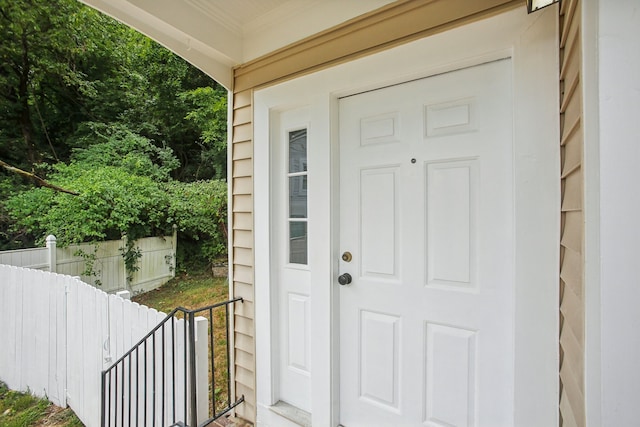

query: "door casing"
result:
(254, 7), (559, 427)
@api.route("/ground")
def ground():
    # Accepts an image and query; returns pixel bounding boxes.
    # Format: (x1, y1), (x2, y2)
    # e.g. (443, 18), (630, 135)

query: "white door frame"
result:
(254, 7), (559, 426)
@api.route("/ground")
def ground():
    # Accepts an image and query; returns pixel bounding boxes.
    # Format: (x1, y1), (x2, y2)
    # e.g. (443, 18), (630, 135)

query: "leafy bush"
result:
(7, 174), (228, 268)
(7, 166), (170, 244)
(181, 87), (227, 180)
(5, 126), (228, 269)
(0, 175), (35, 250)
(165, 180), (227, 269)
(69, 122), (179, 182)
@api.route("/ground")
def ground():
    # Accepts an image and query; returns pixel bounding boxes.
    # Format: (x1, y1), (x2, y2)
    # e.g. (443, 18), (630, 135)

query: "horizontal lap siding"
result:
(231, 89), (256, 421)
(559, 0), (585, 425)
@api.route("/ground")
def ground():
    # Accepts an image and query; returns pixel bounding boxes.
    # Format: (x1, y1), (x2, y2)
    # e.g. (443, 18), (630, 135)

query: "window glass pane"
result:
(288, 128), (308, 265)
(289, 129), (307, 173)
(289, 222), (308, 264)
(289, 176), (307, 218)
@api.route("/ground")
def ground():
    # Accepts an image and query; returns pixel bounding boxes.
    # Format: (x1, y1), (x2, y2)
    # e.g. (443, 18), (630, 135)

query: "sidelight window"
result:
(287, 129), (308, 264)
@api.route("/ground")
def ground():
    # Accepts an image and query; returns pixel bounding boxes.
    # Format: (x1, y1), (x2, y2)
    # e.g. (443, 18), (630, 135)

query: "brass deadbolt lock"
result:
(342, 251), (353, 262)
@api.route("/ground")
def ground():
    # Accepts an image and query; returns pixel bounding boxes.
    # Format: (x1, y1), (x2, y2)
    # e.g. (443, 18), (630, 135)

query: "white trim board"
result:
(254, 6), (559, 426)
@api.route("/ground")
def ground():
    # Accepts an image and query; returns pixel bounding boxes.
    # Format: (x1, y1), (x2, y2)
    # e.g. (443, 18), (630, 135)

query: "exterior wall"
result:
(558, 0), (586, 426)
(231, 89), (257, 421)
(229, 1), (551, 424)
(596, 1), (640, 425)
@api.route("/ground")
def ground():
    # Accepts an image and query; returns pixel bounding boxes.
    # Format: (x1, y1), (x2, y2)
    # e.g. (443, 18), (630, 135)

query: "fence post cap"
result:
(116, 290), (131, 300)
(46, 234), (56, 242)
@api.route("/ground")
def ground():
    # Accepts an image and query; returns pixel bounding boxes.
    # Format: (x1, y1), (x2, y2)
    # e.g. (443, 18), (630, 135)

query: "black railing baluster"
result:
(101, 372), (106, 427)
(183, 316), (188, 421)
(209, 307), (215, 414)
(135, 347), (139, 427)
(143, 341), (147, 427)
(100, 298), (243, 427)
(162, 323), (166, 427)
(114, 365), (118, 426)
(107, 372), (111, 427)
(121, 359), (125, 427)
(225, 303), (231, 410)
(152, 332), (156, 427)
(128, 355), (132, 426)
(172, 318), (176, 423)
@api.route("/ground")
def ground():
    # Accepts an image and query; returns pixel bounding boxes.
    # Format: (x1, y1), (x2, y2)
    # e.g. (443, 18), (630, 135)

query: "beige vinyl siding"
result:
(230, 88), (256, 421)
(559, 0), (585, 426)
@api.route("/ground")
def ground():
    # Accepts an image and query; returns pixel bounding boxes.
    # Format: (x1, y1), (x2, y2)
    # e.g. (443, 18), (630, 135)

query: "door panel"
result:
(359, 310), (401, 411)
(425, 323), (477, 427)
(426, 160), (477, 288)
(339, 60), (514, 426)
(273, 109), (312, 412)
(360, 168), (399, 280)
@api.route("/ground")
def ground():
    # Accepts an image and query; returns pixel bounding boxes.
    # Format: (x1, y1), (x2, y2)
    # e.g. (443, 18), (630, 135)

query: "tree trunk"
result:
(19, 29), (38, 166)
(0, 159), (79, 195)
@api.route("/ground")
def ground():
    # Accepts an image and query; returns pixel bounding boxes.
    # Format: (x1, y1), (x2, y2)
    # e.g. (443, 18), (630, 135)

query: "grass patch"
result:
(0, 381), (82, 426)
(133, 270), (229, 312)
(132, 269), (234, 416)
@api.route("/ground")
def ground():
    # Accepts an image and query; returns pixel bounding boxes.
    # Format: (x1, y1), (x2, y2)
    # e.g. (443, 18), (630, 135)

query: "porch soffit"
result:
(78, 0), (395, 89)
(234, 0), (522, 92)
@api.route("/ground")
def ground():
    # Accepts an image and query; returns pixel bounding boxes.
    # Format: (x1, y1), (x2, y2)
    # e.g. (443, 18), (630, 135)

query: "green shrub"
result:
(165, 179), (227, 269)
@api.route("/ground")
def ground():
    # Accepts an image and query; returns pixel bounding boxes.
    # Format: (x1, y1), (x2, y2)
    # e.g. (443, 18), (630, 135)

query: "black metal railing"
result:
(101, 298), (244, 427)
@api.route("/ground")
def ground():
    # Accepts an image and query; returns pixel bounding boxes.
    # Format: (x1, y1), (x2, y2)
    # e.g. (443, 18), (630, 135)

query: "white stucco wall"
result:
(598, 1), (640, 425)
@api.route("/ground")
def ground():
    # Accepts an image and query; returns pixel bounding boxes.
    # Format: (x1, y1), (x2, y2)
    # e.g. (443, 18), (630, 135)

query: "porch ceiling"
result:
(79, 0), (396, 89)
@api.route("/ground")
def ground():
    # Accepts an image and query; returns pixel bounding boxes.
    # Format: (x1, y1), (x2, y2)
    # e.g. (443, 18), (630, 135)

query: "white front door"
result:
(339, 59), (515, 426)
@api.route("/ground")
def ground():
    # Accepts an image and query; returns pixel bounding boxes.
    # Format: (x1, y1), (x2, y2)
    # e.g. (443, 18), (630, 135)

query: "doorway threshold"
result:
(269, 401), (311, 427)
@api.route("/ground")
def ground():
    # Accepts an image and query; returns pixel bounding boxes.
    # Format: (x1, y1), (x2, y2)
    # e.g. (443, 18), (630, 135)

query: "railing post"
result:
(195, 317), (208, 424)
(100, 371), (106, 427)
(46, 234), (57, 273)
(187, 311), (198, 427)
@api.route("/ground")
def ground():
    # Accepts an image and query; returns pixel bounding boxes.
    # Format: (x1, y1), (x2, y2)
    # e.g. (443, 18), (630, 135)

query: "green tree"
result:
(0, 0), (121, 168)
(0, 0), (230, 265)
(181, 86), (228, 180)
(6, 127), (177, 244)
(0, 0), (227, 180)
(69, 122), (179, 182)
(166, 180), (228, 267)
(115, 37), (228, 181)
(5, 127), (228, 265)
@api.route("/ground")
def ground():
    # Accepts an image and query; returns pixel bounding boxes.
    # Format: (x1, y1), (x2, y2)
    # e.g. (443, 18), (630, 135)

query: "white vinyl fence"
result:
(0, 227), (177, 294)
(0, 265), (208, 427)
